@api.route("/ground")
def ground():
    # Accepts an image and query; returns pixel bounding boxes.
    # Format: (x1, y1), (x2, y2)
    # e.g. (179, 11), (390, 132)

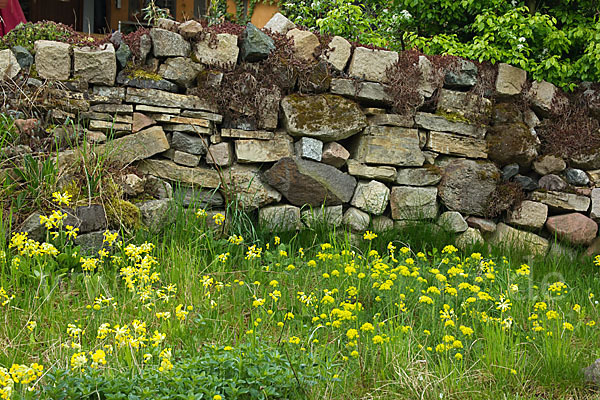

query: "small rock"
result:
(259, 205), (301, 231)
(11, 45), (33, 68)
(145, 176), (173, 199)
(538, 174), (567, 191)
(513, 174), (538, 191)
(173, 150), (200, 167)
(75, 231), (118, 255)
(321, 36), (352, 71)
(502, 163), (519, 181)
(132, 113), (155, 133)
(444, 59), (477, 90)
(76, 205), (108, 234)
(584, 359), (600, 387)
(150, 28), (190, 58)
(455, 228), (484, 250)
(349, 46), (398, 84)
(286, 29), (320, 62)
(206, 142), (233, 166)
(565, 168), (589, 186)
(390, 186), (438, 220)
(156, 18), (180, 31)
(173, 187), (223, 208)
(350, 180), (390, 215)
(438, 211), (468, 233)
(301, 205), (343, 228)
(321, 142), (350, 168)
(193, 33), (240, 69)
(139, 199), (175, 232)
(487, 223), (549, 256)
(495, 63), (526, 97)
(347, 160), (397, 182)
(532, 190), (591, 213)
(263, 12), (296, 34)
(466, 216), (497, 233)
(546, 213), (598, 245)
(295, 137), (323, 162)
(73, 43), (117, 86)
(343, 207), (370, 232)
(158, 57), (203, 87)
(34, 40), (71, 80)
(506, 200), (548, 230)
(171, 131), (207, 155)
(121, 174), (145, 196)
(178, 19), (203, 39)
(241, 23), (275, 62)
(533, 155), (565, 175)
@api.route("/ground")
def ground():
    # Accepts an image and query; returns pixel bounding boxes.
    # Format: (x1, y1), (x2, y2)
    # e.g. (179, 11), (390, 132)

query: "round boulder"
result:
(487, 123), (538, 168)
(546, 213), (598, 245)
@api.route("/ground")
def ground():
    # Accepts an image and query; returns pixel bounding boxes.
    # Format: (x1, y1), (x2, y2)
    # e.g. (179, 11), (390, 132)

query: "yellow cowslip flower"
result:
(546, 310), (559, 320)
(563, 322), (574, 331)
(195, 209), (207, 218)
(252, 298), (265, 308)
(516, 264), (530, 276)
(214, 396), (222, 400)
(363, 231), (377, 241)
(212, 213), (225, 225)
(573, 304), (581, 313)
(217, 252), (229, 263)
(418, 295), (434, 305)
(372, 335), (384, 344)
(52, 191), (72, 206)
(442, 245), (457, 254)
(288, 336), (300, 344)
(455, 353), (463, 361)
(459, 325), (474, 336)
(283, 312), (294, 321)
(89, 349), (107, 368)
(274, 236), (281, 245)
(26, 321), (37, 332)
(70, 352), (88, 371)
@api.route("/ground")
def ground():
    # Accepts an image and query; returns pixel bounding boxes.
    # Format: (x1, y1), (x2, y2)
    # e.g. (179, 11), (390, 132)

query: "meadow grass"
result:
(1, 195), (600, 399)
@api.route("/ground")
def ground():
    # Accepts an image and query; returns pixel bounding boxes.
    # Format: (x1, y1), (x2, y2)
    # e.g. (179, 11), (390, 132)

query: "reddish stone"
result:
(546, 213), (598, 245)
(14, 118), (39, 136)
(132, 112), (155, 133)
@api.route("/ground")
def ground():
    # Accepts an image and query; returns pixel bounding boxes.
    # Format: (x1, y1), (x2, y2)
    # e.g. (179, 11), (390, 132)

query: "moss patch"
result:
(105, 198), (141, 230)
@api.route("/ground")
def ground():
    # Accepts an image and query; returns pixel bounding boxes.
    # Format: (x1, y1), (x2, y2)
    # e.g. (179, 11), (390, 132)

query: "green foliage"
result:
(0, 22), (73, 52)
(40, 344), (318, 399)
(281, 0), (600, 88)
(142, 0), (173, 25)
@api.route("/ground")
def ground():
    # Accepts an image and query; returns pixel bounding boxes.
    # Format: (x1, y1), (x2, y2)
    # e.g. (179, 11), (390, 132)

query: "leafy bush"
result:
(40, 344), (321, 400)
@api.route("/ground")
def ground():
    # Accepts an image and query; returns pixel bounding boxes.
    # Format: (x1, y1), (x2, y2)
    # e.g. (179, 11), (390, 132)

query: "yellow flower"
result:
(363, 231), (377, 241)
(346, 328), (359, 340)
(360, 322), (374, 332)
(372, 335), (384, 344)
(26, 321), (37, 332)
(212, 213), (225, 225)
(52, 191), (72, 206)
(214, 396), (222, 400)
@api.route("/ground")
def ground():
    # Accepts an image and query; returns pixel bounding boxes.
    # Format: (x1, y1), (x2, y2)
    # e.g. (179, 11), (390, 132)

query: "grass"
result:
(1, 194), (600, 400)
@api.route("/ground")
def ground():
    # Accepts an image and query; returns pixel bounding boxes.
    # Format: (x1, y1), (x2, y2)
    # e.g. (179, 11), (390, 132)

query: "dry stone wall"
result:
(3, 14), (600, 256)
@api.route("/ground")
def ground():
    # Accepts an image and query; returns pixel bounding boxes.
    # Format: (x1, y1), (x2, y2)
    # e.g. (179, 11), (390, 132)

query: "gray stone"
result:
(349, 46), (398, 83)
(524, 109), (541, 129)
(206, 142), (233, 166)
(221, 128), (274, 140)
(132, 112), (155, 133)
(495, 63), (527, 97)
(301, 205), (343, 228)
(97, 126), (170, 165)
(415, 112), (485, 138)
(156, 18), (180, 31)
(145, 176), (173, 199)
(330, 79), (392, 105)
(121, 174), (145, 196)
(91, 103), (134, 113)
(225, 164), (282, 209)
(150, 28), (191, 57)
(159, 57), (203, 87)
(138, 34), (152, 61)
(444, 59), (477, 89)
(347, 159), (397, 182)
(139, 199), (175, 232)
(117, 70), (178, 92)
(322, 36), (351, 71)
(438, 159), (500, 216)
(426, 131), (487, 159)
(488, 223), (549, 256)
(455, 228), (484, 250)
(241, 23), (275, 62)
(591, 188), (600, 220)
(343, 207), (370, 232)
(75, 231), (118, 255)
(11, 46), (32, 68)
(436, 89), (492, 120)
(538, 174), (567, 191)
(569, 151), (600, 170)
(264, 12), (296, 34)
(487, 123), (538, 168)
(173, 151), (200, 167)
(194, 33), (239, 69)
(531, 190), (591, 212)
(126, 87), (217, 112)
(257, 85), (281, 130)
(438, 211), (468, 233)
(352, 126), (425, 166)
(372, 215), (394, 232)
(18, 212), (46, 242)
(181, 110), (223, 123)
(528, 80), (566, 116)
(532, 155), (566, 175)
(34, 40), (71, 80)
(390, 186), (438, 220)
(286, 29), (320, 61)
(295, 137), (323, 161)
(502, 163), (520, 181)
(73, 43), (116, 86)
(368, 114), (414, 127)
(506, 200), (548, 230)
(418, 56), (437, 97)
(235, 135), (294, 163)
(321, 142), (350, 168)
(0, 49), (20, 80)
(76, 205), (108, 233)
(173, 187), (223, 208)
(259, 205), (301, 231)
(565, 168), (589, 186)
(138, 159), (221, 188)
(171, 131), (207, 156)
(514, 175), (538, 191)
(116, 42), (131, 68)
(351, 180), (390, 215)
(178, 20), (203, 39)
(584, 359), (600, 387)
(265, 157), (357, 206)
(466, 216), (497, 233)
(396, 167), (442, 186)
(281, 94), (367, 141)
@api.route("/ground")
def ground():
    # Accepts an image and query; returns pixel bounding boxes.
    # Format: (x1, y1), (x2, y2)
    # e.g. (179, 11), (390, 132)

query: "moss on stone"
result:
(106, 198), (141, 229)
(128, 69), (163, 81)
(435, 109), (472, 124)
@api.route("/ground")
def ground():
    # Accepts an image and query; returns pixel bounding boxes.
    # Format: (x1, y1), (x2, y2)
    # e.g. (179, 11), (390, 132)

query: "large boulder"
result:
(34, 40), (71, 80)
(438, 159), (500, 216)
(281, 94), (367, 141)
(73, 43), (117, 86)
(194, 33), (239, 69)
(264, 157), (357, 206)
(486, 123), (537, 168)
(0, 49), (20, 80)
(150, 28), (190, 57)
(546, 213), (598, 245)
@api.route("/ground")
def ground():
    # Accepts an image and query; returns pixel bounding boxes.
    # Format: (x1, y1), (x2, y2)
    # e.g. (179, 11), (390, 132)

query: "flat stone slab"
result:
(137, 159), (221, 188)
(488, 223), (549, 256)
(352, 126), (425, 167)
(415, 112), (486, 138)
(531, 190), (591, 212)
